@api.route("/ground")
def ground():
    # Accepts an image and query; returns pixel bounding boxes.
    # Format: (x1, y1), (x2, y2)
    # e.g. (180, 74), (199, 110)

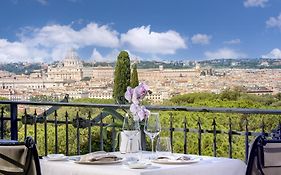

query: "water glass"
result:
(156, 137), (172, 157)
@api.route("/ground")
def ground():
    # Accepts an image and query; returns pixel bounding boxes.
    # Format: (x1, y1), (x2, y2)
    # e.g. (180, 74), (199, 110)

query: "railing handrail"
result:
(1, 100), (281, 115)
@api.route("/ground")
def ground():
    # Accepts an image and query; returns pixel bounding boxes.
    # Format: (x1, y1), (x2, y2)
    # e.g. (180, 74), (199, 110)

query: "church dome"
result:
(63, 48), (83, 68)
(64, 48), (80, 60)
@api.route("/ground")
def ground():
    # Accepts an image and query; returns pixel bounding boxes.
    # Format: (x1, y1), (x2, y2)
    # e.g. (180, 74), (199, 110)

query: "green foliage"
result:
(199, 58), (281, 69)
(14, 90), (281, 160)
(274, 93), (281, 101)
(161, 90), (280, 160)
(240, 94), (276, 106)
(0, 97), (9, 112)
(170, 92), (217, 105)
(70, 98), (115, 116)
(113, 51), (131, 103)
(0, 63), (42, 75)
(17, 98), (122, 156)
(130, 64), (139, 88)
(220, 88), (241, 101)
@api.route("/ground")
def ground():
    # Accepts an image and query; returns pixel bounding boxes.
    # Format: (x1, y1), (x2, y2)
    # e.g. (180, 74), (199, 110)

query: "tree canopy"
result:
(130, 64), (139, 88)
(113, 51), (131, 103)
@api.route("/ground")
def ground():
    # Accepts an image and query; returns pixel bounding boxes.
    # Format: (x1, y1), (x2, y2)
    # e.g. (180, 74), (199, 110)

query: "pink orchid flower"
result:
(125, 82), (151, 121)
(137, 106), (150, 121)
(135, 83), (149, 100)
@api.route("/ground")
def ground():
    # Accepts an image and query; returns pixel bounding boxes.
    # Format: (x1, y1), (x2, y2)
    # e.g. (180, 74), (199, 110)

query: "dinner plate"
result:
(151, 158), (200, 164)
(74, 159), (123, 165)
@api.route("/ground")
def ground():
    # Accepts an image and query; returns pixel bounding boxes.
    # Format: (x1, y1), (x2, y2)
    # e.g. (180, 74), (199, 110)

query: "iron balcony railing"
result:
(0, 99), (281, 162)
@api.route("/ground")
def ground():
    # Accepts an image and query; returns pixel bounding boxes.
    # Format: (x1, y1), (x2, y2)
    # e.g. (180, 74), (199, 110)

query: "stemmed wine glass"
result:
(144, 113), (161, 156)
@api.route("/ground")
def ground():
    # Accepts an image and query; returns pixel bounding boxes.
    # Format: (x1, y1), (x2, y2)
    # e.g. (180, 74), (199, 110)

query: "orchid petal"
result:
(125, 87), (133, 103)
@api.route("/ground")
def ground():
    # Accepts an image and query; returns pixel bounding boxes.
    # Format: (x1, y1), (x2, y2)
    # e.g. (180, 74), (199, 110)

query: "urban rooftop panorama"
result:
(0, 0), (281, 102)
(0, 49), (280, 103)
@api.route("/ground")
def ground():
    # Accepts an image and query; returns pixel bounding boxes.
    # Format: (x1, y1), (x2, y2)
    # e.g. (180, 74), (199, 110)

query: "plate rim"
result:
(74, 159), (123, 165)
(151, 158), (200, 164)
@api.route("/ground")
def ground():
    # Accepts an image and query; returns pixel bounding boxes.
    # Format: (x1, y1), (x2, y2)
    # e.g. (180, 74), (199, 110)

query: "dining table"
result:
(40, 152), (246, 175)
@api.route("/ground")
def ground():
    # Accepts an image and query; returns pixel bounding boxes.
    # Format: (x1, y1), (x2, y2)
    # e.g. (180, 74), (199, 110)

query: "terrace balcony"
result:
(0, 98), (280, 165)
(0, 98), (281, 161)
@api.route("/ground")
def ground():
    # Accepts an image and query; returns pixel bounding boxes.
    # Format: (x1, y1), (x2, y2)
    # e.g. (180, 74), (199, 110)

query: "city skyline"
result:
(0, 48), (280, 103)
(0, 0), (281, 63)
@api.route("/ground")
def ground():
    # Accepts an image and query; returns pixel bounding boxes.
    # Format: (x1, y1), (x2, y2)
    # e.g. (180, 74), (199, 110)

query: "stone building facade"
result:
(47, 49), (83, 81)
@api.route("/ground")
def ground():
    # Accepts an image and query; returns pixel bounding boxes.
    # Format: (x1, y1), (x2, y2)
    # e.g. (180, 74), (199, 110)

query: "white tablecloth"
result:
(40, 153), (246, 175)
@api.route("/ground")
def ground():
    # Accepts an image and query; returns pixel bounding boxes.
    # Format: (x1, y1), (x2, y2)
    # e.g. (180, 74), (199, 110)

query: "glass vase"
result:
(120, 114), (142, 163)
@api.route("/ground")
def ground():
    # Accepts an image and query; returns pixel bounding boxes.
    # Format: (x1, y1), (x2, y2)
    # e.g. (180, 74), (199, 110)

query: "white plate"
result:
(152, 158), (200, 164)
(74, 159), (122, 165)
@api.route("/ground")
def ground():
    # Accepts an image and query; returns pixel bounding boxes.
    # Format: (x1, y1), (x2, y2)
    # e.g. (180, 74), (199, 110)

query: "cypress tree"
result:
(113, 51), (131, 103)
(130, 64), (139, 88)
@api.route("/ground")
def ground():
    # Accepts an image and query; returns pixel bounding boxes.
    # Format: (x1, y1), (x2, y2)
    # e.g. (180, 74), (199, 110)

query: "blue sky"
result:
(0, 0), (281, 63)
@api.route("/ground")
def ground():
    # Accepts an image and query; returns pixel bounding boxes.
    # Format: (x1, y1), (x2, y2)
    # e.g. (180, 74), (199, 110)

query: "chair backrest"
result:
(259, 139), (281, 175)
(0, 137), (41, 175)
(246, 135), (264, 175)
(246, 135), (281, 175)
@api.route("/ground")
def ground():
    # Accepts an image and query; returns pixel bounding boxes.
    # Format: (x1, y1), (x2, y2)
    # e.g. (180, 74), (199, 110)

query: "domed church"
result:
(47, 49), (83, 81)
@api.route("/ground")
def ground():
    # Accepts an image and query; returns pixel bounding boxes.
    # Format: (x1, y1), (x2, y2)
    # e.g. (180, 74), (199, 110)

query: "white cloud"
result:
(124, 50), (144, 62)
(21, 23), (119, 48)
(91, 48), (104, 62)
(0, 22), (119, 62)
(244, 0), (268, 7)
(49, 47), (72, 61)
(0, 39), (46, 63)
(90, 49), (143, 62)
(224, 39), (241, 45)
(204, 48), (246, 59)
(90, 49), (120, 62)
(121, 25), (186, 54)
(262, 48), (281, 58)
(266, 13), (281, 30)
(191, 34), (211, 45)
(0, 23), (186, 62)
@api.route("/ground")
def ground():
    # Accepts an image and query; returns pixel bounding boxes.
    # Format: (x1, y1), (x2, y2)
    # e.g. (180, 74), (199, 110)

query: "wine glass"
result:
(144, 113), (161, 156)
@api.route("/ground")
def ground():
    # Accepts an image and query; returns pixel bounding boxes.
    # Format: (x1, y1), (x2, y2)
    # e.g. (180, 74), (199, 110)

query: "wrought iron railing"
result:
(0, 99), (280, 162)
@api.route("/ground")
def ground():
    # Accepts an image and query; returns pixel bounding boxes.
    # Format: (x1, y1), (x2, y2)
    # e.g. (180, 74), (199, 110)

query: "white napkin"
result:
(46, 154), (68, 161)
(47, 154), (65, 159)
(80, 151), (120, 162)
(156, 155), (191, 161)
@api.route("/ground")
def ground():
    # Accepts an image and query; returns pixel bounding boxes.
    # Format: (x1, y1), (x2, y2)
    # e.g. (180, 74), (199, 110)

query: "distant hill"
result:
(0, 62), (43, 75)
(198, 58), (281, 69)
(1, 58), (281, 75)
(87, 58), (281, 69)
